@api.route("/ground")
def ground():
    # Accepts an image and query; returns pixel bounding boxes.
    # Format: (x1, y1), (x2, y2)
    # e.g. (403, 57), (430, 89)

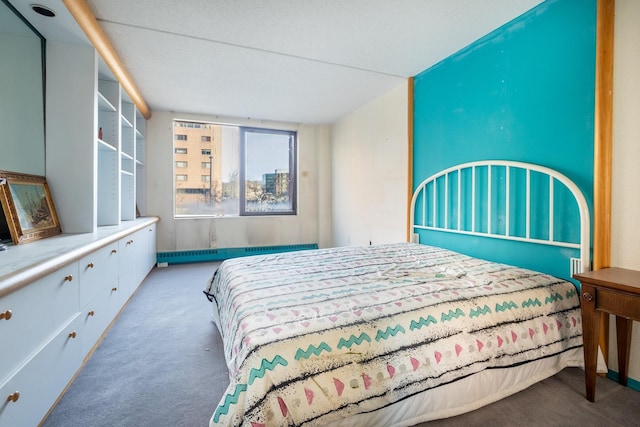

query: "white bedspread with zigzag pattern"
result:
(204, 242), (582, 426)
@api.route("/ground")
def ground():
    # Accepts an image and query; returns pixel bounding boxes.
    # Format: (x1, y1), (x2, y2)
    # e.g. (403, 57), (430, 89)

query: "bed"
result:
(204, 161), (594, 427)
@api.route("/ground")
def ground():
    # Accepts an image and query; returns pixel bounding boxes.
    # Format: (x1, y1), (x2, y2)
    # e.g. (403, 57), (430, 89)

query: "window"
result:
(240, 128), (296, 215)
(173, 120), (297, 217)
(176, 134), (187, 141)
(175, 148), (187, 154)
(176, 161), (187, 168)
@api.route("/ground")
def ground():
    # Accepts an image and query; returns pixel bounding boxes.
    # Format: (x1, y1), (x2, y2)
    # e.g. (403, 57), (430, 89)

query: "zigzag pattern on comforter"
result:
(205, 243), (582, 426)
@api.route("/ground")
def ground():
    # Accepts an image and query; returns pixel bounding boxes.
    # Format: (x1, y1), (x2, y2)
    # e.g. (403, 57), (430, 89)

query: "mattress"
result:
(204, 242), (585, 426)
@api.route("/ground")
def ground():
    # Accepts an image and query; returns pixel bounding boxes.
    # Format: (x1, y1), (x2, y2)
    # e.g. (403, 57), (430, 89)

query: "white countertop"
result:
(0, 217), (159, 298)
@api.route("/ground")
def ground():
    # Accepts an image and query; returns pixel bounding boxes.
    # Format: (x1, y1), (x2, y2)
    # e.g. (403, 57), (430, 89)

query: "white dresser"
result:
(0, 217), (158, 426)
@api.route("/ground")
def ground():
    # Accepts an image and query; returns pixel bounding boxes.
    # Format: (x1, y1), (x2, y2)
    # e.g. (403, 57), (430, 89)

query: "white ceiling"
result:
(10, 0), (543, 124)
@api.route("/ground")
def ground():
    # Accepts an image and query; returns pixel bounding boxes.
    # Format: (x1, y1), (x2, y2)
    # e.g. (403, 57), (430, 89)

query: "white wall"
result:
(609, 0), (640, 380)
(46, 41), (98, 234)
(331, 82), (409, 247)
(0, 32), (45, 176)
(145, 111), (332, 252)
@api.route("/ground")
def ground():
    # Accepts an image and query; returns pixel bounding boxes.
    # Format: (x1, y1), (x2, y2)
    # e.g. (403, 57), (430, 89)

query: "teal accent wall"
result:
(412, 0), (596, 279)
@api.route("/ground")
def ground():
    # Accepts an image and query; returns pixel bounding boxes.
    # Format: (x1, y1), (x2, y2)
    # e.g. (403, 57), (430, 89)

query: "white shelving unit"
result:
(135, 109), (147, 215)
(1, 12), (156, 427)
(120, 95), (136, 221)
(96, 80), (146, 225)
(47, 44), (148, 233)
(97, 79), (120, 226)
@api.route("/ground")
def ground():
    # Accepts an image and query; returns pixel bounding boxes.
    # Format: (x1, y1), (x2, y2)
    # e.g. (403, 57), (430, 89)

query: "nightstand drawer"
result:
(597, 289), (640, 319)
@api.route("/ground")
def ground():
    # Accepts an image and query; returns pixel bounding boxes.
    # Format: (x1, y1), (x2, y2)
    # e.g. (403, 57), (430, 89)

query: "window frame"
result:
(239, 127), (297, 217)
(172, 120), (298, 218)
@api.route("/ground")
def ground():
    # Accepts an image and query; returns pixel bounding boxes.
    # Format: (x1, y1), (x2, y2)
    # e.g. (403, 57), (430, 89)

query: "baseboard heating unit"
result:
(156, 243), (319, 265)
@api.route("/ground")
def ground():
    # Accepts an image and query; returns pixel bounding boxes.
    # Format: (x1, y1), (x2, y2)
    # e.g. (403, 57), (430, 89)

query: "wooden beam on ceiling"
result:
(62, 0), (151, 120)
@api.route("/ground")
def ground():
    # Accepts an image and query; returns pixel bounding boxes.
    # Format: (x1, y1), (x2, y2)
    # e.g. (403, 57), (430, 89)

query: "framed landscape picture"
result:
(0, 170), (62, 245)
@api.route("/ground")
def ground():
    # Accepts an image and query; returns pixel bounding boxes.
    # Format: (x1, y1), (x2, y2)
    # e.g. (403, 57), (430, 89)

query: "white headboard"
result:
(410, 160), (590, 275)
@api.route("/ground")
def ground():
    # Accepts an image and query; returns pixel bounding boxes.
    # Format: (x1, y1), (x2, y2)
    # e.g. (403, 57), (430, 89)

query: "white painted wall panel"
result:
(610, 0), (640, 381)
(331, 82), (409, 247)
(45, 41), (97, 233)
(0, 32), (45, 176)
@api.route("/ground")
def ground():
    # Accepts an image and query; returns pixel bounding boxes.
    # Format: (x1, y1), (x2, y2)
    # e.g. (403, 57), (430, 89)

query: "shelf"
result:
(121, 114), (133, 128)
(98, 91), (116, 112)
(121, 99), (135, 129)
(97, 139), (117, 152)
(122, 157), (134, 175)
(96, 80), (146, 224)
(43, 43), (147, 234)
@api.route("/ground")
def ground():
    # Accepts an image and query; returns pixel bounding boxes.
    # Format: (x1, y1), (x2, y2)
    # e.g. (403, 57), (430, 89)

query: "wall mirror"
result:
(0, 0), (45, 176)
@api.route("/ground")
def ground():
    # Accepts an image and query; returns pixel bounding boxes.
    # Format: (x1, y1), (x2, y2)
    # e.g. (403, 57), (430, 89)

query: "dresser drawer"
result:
(0, 264), (80, 384)
(0, 314), (83, 427)
(79, 243), (119, 307)
(118, 233), (138, 296)
(81, 283), (127, 356)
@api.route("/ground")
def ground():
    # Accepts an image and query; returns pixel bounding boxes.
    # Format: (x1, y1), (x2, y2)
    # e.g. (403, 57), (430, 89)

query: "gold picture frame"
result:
(0, 170), (62, 245)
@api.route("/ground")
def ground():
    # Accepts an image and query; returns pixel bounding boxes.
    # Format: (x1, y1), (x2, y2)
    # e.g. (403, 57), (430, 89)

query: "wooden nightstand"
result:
(574, 267), (640, 402)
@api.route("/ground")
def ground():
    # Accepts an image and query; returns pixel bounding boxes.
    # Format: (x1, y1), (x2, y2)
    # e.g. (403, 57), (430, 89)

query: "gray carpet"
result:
(44, 262), (640, 427)
(43, 262), (228, 427)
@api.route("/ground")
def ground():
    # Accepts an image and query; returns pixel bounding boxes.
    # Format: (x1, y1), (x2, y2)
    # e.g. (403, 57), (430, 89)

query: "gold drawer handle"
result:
(111, 248), (118, 254)
(583, 292), (594, 302)
(112, 287), (118, 292)
(87, 262), (94, 269)
(7, 391), (20, 403)
(68, 331), (77, 339)
(126, 240), (133, 245)
(0, 310), (12, 320)
(64, 274), (73, 282)
(88, 310), (95, 317)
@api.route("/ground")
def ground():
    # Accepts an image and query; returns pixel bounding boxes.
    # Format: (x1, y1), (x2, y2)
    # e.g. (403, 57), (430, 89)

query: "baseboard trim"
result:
(606, 370), (640, 392)
(156, 243), (318, 265)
